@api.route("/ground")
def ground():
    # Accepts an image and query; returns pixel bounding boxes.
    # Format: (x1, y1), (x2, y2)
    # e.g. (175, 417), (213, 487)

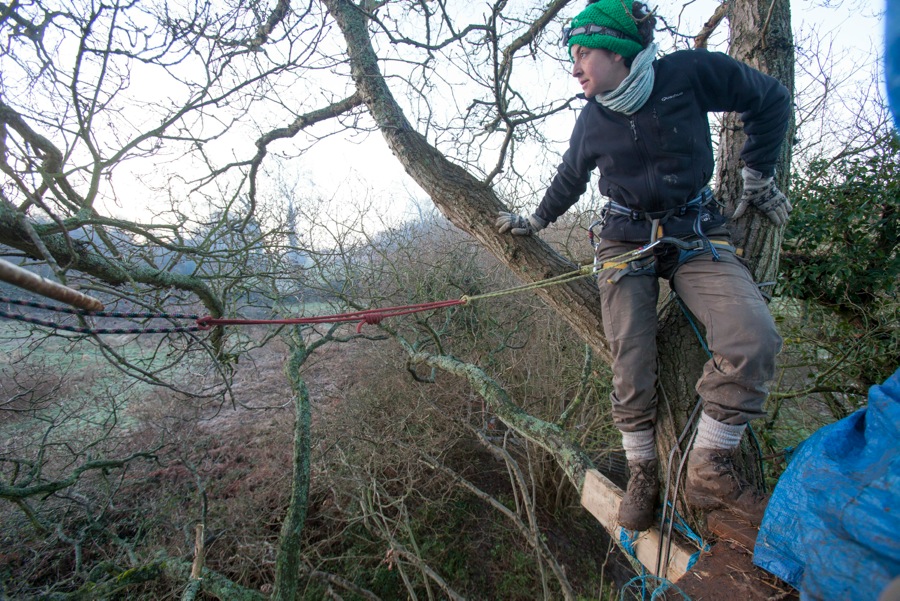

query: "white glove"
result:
(732, 167), (793, 226)
(496, 212), (548, 236)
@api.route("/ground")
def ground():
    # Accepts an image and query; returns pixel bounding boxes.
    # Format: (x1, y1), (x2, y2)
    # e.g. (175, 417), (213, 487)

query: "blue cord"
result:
(618, 528), (697, 600)
(660, 501), (710, 571)
(620, 528), (641, 557)
(619, 574), (692, 600)
(663, 501), (709, 551)
(675, 295), (712, 359)
(619, 529), (648, 599)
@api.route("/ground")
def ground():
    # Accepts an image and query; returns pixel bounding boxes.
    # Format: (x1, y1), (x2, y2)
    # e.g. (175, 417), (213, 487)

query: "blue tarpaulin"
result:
(888, 0), (900, 127)
(753, 368), (900, 600)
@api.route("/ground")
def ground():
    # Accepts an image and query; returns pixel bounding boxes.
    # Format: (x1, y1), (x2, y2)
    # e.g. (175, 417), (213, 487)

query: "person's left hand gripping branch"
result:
(496, 212), (549, 236)
(732, 166), (793, 226)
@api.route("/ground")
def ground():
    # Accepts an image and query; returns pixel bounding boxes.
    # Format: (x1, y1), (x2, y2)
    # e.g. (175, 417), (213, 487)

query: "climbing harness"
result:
(589, 187), (742, 284)
(588, 231), (739, 285)
(603, 188), (715, 223)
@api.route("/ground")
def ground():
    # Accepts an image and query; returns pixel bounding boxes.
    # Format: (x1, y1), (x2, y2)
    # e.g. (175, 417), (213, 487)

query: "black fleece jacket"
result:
(535, 48), (790, 242)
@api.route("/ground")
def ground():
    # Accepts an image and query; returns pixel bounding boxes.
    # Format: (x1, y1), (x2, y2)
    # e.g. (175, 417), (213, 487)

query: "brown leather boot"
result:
(618, 459), (659, 531)
(686, 447), (769, 525)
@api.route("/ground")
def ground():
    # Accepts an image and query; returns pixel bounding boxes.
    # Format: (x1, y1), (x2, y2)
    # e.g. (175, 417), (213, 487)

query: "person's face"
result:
(571, 44), (629, 97)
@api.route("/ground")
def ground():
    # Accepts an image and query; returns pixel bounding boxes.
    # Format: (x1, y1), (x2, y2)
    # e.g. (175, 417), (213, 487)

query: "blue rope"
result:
(618, 529), (648, 599)
(674, 294), (712, 360)
(660, 501), (710, 571)
(664, 502), (708, 550)
(618, 529), (695, 600)
(619, 574), (692, 600)
(620, 528), (640, 557)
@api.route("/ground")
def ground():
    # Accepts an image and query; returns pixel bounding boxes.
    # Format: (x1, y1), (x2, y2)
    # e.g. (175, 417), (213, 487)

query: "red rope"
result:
(196, 298), (467, 333)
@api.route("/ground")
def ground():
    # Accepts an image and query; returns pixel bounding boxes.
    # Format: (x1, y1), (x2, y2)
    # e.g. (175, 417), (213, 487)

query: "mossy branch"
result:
(408, 351), (594, 491)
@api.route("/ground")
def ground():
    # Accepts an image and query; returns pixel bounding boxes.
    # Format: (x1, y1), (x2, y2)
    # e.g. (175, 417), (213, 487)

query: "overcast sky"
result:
(97, 0), (886, 229)
(290, 0), (886, 223)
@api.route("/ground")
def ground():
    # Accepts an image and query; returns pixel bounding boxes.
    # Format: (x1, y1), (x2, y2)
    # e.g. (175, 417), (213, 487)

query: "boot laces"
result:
(627, 463), (657, 507)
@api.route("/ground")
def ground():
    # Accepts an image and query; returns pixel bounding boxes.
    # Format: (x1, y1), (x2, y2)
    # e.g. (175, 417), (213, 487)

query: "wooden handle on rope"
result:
(0, 257), (104, 312)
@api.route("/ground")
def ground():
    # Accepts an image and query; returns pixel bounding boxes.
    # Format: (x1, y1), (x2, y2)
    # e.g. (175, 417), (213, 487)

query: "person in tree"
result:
(497, 0), (791, 531)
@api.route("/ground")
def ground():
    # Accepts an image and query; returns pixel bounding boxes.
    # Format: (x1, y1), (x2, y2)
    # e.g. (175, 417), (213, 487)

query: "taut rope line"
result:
(1, 240), (664, 335)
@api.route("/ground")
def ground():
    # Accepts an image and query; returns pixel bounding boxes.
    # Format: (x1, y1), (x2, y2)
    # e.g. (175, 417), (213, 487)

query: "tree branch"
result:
(694, 2), (728, 49)
(322, 0), (612, 363)
(407, 350), (594, 491)
(0, 450), (159, 500)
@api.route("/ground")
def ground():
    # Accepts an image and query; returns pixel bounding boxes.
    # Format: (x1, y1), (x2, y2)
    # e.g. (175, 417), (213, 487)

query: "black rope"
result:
(0, 296), (199, 319)
(0, 296), (202, 334)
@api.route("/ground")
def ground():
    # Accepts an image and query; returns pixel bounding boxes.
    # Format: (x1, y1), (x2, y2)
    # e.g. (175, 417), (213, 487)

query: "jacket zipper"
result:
(629, 115), (659, 207)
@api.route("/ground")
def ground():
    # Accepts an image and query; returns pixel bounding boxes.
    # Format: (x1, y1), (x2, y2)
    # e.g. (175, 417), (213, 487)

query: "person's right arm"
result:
(497, 106), (595, 235)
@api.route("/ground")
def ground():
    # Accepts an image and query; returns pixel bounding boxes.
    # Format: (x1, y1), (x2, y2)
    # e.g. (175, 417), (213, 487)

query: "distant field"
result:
(0, 320), (176, 439)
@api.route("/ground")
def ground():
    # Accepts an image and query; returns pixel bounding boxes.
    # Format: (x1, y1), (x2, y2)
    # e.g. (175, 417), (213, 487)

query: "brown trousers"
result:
(596, 238), (782, 432)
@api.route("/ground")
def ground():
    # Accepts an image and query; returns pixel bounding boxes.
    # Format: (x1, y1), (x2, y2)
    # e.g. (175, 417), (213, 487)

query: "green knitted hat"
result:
(565, 0), (643, 59)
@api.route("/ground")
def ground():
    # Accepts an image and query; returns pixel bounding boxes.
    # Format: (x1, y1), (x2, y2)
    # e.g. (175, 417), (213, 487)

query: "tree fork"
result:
(323, 0), (612, 363)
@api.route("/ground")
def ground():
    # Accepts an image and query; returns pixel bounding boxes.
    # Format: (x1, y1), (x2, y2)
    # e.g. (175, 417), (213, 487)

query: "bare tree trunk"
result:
(272, 328), (313, 601)
(718, 0), (796, 277)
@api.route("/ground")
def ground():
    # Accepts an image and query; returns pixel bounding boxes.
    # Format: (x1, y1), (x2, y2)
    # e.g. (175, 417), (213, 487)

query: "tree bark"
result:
(718, 0), (796, 277)
(322, 0), (611, 366)
(272, 329), (313, 601)
(158, 556), (267, 601)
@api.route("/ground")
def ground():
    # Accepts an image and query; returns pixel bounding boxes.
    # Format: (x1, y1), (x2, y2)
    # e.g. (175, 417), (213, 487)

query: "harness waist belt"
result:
(607, 187), (714, 221)
(599, 238), (741, 284)
(600, 238), (736, 270)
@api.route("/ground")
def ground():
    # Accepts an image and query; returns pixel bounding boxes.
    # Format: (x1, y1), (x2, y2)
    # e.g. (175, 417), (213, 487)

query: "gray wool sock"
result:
(693, 412), (746, 450)
(621, 429), (657, 462)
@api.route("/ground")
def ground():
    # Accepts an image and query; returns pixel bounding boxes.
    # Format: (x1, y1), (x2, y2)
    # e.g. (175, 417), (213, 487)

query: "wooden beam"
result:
(0, 257), (103, 311)
(580, 468), (697, 581)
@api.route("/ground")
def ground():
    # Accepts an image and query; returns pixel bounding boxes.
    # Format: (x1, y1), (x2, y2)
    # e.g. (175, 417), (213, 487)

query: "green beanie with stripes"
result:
(566, 0), (644, 59)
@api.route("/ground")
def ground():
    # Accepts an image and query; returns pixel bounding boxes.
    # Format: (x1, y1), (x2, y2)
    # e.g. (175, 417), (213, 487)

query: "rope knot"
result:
(356, 314), (384, 333)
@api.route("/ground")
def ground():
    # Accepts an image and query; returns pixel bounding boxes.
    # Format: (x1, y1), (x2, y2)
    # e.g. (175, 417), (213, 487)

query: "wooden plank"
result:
(580, 468), (697, 582)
